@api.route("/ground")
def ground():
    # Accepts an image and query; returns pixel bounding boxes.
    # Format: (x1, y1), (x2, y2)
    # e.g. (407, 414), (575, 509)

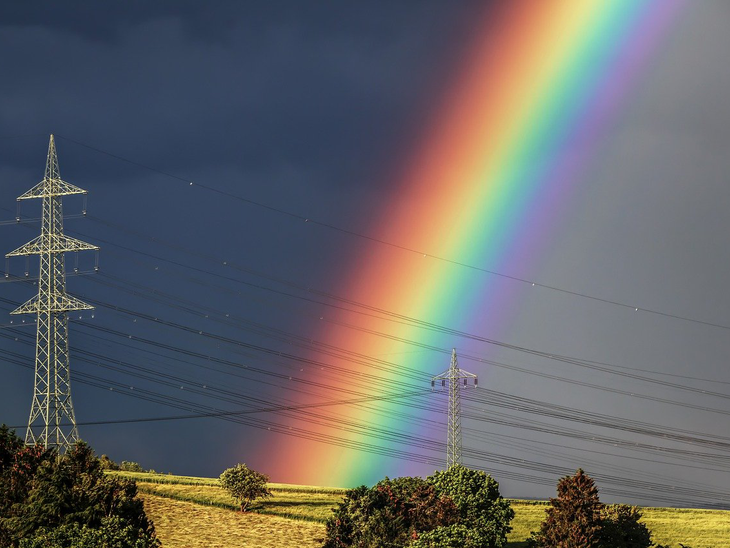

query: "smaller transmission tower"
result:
(6, 134), (98, 452)
(432, 349), (477, 468)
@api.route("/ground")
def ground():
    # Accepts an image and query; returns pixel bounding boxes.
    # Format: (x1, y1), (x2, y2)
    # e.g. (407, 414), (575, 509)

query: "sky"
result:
(1, 1), (730, 509)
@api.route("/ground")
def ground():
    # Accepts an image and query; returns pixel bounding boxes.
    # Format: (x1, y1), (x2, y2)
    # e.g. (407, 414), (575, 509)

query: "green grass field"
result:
(114, 471), (730, 547)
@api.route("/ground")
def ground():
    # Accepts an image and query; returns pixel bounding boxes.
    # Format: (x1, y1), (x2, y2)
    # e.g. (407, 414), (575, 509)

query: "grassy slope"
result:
(117, 472), (730, 547)
(140, 493), (325, 548)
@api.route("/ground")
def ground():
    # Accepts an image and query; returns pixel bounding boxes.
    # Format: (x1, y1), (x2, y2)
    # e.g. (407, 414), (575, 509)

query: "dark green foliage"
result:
(324, 485), (366, 548)
(529, 469), (603, 548)
(427, 464), (514, 548)
(599, 505), (652, 548)
(323, 466), (513, 548)
(0, 425), (159, 548)
(219, 463), (272, 512)
(19, 517), (157, 548)
(407, 524), (481, 548)
(323, 476), (459, 548)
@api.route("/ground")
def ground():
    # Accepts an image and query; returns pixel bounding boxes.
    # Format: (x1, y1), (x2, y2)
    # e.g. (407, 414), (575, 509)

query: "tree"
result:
(219, 463), (272, 512)
(119, 461), (145, 472)
(0, 426), (159, 548)
(530, 470), (655, 548)
(323, 466), (513, 548)
(529, 469), (604, 548)
(427, 464), (514, 548)
(323, 476), (459, 548)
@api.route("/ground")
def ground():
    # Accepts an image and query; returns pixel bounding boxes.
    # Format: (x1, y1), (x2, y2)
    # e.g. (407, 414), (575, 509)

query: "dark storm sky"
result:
(1, 1), (730, 508)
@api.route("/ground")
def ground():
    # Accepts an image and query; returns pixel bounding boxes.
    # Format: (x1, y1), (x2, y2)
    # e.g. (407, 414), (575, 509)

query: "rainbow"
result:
(257, 0), (685, 487)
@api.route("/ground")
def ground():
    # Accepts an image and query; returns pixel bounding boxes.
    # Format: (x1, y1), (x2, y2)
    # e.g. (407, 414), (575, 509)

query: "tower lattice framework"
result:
(6, 134), (98, 452)
(432, 349), (477, 467)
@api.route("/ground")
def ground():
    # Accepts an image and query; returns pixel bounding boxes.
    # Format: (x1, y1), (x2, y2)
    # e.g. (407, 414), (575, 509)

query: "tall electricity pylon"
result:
(432, 349), (477, 468)
(6, 134), (98, 452)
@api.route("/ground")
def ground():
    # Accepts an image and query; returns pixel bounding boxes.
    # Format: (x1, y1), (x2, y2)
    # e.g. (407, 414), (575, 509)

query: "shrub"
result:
(427, 464), (514, 548)
(219, 463), (272, 512)
(599, 504), (652, 548)
(0, 426), (159, 548)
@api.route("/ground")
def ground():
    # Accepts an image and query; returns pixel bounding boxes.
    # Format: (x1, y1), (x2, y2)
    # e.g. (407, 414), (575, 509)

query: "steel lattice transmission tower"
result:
(6, 134), (98, 452)
(432, 349), (477, 467)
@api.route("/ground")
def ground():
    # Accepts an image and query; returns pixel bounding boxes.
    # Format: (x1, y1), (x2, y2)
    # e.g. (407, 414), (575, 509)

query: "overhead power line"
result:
(56, 134), (730, 332)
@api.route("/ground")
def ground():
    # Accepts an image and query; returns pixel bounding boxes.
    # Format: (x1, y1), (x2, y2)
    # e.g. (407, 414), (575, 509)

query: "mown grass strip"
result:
(109, 470), (346, 494)
(109, 471), (220, 486)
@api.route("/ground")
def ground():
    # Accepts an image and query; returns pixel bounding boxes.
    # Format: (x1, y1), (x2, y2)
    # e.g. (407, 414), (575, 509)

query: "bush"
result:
(323, 465), (513, 548)
(529, 469), (652, 548)
(219, 463), (272, 512)
(0, 425), (159, 548)
(599, 504), (652, 548)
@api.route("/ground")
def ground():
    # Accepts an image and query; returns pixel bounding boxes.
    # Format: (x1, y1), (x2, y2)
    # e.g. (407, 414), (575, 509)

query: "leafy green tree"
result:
(324, 467), (513, 548)
(219, 463), (272, 512)
(427, 464), (514, 548)
(529, 469), (603, 548)
(0, 426), (159, 548)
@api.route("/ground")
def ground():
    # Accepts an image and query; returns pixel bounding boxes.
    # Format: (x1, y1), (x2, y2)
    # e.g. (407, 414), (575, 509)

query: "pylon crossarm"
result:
(17, 179), (88, 200)
(6, 235), (98, 257)
(10, 294), (94, 315)
(432, 370), (477, 381)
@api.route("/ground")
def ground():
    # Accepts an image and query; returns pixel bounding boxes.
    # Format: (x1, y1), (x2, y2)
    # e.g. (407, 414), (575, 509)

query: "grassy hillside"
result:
(115, 472), (730, 547)
(140, 493), (325, 548)
(111, 470), (344, 522)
